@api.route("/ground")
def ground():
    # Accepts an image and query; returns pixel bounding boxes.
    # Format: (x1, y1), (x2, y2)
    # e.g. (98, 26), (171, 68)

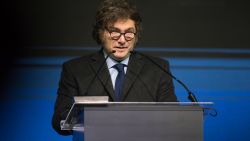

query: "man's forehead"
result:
(108, 19), (136, 30)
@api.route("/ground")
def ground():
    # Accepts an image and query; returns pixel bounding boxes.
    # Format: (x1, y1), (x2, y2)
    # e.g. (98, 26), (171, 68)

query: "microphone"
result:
(131, 51), (198, 102)
(84, 50), (116, 95)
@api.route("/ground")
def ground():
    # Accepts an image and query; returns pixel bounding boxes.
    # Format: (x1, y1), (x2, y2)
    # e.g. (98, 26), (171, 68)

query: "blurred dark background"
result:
(10, 0), (250, 48)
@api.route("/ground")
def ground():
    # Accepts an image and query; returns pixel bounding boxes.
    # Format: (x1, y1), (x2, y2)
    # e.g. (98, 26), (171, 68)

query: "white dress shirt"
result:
(104, 51), (130, 89)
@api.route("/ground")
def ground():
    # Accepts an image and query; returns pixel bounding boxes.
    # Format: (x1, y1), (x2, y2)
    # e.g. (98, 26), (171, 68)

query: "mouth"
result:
(115, 46), (127, 49)
(114, 46), (128, 51)
(111, 46), (131, 60)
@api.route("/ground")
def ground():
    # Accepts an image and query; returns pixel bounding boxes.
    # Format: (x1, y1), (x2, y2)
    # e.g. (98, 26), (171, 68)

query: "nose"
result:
(117, 34), (126, 45)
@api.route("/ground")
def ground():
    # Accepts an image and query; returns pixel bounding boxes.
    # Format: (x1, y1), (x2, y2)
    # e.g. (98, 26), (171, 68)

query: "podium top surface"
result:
(73, 96), (213, 105)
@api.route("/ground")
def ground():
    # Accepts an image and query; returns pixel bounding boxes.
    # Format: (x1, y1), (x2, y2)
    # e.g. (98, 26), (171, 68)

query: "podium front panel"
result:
(84, 104), (203, 141)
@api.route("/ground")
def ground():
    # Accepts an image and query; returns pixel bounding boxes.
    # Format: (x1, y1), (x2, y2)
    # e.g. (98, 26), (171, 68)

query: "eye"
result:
(110, 31), (121, 40)
(110, 31), (120, 36)
(125, 32), (134, 37)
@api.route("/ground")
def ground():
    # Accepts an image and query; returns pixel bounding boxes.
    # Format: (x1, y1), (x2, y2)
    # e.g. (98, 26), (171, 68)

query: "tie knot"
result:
(113, 63), (125, 72)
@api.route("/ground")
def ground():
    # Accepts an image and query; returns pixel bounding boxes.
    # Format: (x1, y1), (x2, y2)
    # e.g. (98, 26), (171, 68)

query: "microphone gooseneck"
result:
(84, 50), (116, 96)
(131, 51), (198, 102)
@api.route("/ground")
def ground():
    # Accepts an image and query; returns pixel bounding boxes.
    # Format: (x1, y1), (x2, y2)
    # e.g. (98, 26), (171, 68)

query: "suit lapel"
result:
(89, 51), (116, 101)
(121, 53), (144, 100)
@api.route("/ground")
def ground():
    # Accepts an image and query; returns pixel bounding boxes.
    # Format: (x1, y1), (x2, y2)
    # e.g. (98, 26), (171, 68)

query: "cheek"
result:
(129, 39), (137, 48)
(102, 37), (115, 50)
(106, 40), (115, 47)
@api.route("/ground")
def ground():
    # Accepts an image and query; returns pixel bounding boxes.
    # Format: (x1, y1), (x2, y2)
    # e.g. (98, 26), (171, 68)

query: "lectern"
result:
(61, 96), (213, 141)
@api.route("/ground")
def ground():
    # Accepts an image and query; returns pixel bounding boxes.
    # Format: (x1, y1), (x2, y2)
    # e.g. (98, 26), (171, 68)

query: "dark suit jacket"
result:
(52, 50), (177, 135)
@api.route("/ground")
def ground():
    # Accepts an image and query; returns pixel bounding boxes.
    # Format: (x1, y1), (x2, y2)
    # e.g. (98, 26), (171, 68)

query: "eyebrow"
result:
(109, 27), (136, 33)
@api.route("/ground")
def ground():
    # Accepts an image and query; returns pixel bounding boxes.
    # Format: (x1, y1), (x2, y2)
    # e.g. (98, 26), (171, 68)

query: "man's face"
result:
(101, 19), (137, 61)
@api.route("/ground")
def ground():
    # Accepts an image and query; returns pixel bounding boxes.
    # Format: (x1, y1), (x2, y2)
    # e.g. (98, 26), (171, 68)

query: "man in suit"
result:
(52, 0), (178, 135)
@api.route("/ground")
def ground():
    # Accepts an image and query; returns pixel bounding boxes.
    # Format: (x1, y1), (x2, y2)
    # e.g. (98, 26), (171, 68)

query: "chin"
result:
(113, 54), (128, 61)
(115, 52), (124, 56)
(114, 56), (125, 61)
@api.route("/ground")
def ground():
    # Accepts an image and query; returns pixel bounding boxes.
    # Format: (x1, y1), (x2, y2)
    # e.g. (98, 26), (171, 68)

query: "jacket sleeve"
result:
(52, 62), (77, 135)
(156, 60), (178, 102)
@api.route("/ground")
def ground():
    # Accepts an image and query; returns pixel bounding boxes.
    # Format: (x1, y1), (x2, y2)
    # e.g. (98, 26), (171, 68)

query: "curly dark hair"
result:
(92, 0), (142, 44)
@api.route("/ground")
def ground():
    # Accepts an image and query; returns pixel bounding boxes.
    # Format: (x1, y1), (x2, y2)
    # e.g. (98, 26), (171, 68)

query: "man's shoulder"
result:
(63, 51), (102, 67)
(148, 55), (168, 64)
(135, 52), (169, 66)
(64, 54), (91, 65)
